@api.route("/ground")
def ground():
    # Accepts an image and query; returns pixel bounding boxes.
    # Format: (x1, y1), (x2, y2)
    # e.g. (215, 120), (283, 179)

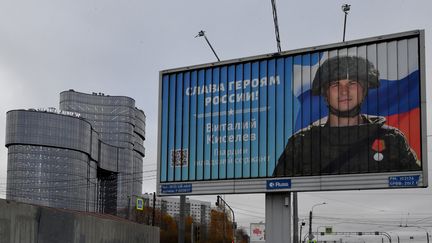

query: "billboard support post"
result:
(266, 193), (291, 243)
(178, 195), (186, 243)
(293, 192), (299, 243)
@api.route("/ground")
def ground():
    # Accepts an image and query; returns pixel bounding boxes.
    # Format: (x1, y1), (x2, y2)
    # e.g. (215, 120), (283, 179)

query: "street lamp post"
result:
(341, 4), (351, 42)
(216, 196), (236, 243)
(308, 202), (327, 242)
(195, 30), (220, 62)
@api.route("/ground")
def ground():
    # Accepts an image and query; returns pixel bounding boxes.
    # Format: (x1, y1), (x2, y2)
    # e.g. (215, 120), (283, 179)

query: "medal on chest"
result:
(372, 139), (386, 161)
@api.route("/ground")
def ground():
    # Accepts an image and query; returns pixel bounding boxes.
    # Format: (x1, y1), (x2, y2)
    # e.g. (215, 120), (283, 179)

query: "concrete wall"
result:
(0, 199), (159, 243)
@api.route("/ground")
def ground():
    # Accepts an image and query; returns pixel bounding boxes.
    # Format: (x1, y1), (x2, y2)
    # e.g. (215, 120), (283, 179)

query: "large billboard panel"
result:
(157, 30), (427, 195)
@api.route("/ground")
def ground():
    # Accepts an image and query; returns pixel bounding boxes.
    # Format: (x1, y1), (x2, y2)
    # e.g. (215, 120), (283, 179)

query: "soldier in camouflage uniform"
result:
(273, 56), (420, 176)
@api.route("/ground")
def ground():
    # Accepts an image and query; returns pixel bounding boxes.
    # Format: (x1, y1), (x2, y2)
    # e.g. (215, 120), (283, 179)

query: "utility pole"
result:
(191, 222), (195, 243)
(308, 211), (313, 241)
(223, 203), (226, 243)
(152, 192), (156, 226)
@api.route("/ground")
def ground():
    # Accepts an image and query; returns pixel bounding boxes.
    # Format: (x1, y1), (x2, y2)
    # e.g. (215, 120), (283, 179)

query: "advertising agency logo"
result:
(266, 179), (291, 190)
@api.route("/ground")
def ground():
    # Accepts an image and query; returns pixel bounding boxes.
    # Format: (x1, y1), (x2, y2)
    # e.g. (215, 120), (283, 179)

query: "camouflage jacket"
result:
(273, 115), (420, 177)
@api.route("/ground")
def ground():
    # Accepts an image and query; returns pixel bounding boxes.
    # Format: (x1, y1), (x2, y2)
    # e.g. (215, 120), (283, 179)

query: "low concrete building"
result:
(0, 199), (159, 243)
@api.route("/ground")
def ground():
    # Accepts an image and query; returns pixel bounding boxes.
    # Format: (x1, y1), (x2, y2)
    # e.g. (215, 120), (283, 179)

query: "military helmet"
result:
(311, 55), (380, 96)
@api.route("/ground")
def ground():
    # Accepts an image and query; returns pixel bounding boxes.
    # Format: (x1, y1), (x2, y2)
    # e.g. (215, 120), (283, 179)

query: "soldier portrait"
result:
(273, 55), (421, 177)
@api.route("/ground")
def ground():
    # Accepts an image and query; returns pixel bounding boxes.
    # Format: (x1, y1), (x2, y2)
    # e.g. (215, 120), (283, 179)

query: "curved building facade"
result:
(6, 110), (98, 211)
(5, 90), (146, 215)
(60, 91), (145, 214)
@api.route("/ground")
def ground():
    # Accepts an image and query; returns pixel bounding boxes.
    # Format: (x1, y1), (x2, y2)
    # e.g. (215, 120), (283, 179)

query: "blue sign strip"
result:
(388, 175), (420, 187)
(161, 183), (193, 193)
(266, 179), (291, 190)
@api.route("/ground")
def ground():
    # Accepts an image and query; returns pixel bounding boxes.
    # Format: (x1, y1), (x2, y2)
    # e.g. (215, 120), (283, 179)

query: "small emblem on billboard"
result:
(161, 183), (192, 193)
(373, 153), (384, 161)
(389, 175), (420, 187)
(372, 139), (386, 152)
(266, 179), (291, 190)
(372, 139), (385, 161)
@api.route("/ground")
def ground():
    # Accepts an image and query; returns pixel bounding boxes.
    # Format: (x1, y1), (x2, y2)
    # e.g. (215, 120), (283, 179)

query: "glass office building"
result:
(5, 90), (145, 215)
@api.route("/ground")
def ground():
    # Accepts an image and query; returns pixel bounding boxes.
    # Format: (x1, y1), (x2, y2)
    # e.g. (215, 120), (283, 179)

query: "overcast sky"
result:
(1, 0), (431, 242)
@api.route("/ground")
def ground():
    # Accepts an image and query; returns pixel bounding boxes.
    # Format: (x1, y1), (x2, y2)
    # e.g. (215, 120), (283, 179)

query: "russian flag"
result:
(292, 44), (421, 158)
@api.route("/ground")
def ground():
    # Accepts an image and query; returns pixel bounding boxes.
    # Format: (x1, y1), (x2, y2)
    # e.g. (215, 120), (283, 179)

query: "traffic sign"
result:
(136, 198), (144, 211)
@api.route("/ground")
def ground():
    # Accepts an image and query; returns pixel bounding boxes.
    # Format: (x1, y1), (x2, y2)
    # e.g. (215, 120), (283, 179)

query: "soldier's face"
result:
(326, 79), (364, 112)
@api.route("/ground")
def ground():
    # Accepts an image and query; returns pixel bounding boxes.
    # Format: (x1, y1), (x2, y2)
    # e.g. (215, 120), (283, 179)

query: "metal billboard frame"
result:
(157, 29), (428, 196)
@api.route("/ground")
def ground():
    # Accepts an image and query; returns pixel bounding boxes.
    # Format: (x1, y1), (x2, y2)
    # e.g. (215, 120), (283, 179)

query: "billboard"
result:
(157, 30), (427, 195)
(250, 223), (266, 242)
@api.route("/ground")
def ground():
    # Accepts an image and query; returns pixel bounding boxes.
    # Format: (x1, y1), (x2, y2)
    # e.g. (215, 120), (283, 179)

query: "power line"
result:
(303, 193), (431, 214)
